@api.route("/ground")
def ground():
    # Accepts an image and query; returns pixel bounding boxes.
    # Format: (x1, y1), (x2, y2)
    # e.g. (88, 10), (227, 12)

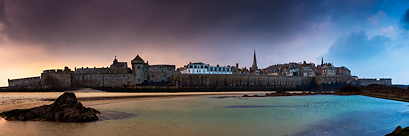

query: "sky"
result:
(0, 0), (409, 86)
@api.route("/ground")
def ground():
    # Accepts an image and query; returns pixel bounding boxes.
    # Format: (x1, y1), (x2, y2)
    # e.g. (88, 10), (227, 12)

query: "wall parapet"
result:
(8, 76), (41, 87)
(172, 74), (315, 90)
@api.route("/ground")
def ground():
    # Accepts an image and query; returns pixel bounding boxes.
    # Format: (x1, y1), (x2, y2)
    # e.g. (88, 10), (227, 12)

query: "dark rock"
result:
(334, 85), (361, 95)
(386, 126), (409, 136)
(0, 92), (100, 123)
(335, 85), (409, 102)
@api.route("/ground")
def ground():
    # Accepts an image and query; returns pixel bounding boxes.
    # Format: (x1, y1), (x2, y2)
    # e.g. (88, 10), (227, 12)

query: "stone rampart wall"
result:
(148, 65), (175, 82)
(41, 70), (71, 88)
(358, 78), (392, 86)
(173, 74), (314, 89)
(71, 73), (138, 87)
(314, 75), (356, 85)
(8, 77), (41, 87)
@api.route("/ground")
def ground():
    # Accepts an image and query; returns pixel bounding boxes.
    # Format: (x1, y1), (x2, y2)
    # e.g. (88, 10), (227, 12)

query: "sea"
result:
(1, 95), (408, 136)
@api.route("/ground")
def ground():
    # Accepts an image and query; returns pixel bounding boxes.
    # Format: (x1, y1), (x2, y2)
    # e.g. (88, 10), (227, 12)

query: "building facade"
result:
(179, 62), (233, 74)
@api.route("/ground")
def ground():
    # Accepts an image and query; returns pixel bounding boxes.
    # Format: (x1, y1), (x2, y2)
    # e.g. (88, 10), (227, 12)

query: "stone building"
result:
(335, 66), (351, 76)
(9, 55), (175, 87)
(299, 62), (316, 77)
(75, 57), (131, 74)
(178, 62), (233, 74)
(317, 63), (336, 76)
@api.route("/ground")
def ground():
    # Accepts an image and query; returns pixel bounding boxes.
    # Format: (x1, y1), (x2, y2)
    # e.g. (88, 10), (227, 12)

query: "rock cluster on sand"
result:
(333, 85), (362, 95)
(386, 126), (409, 136)
(334, 84), (409, 100)
(0, 92), (100, 123)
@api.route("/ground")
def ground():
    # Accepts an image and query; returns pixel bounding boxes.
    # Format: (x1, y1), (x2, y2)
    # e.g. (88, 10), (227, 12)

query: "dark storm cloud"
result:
(0, 0), (390, 52)
(0, 0), (9, 26)
(324, 31), (391, 65)
(0, 0), (338, 48)
(402, 8), (409, 30)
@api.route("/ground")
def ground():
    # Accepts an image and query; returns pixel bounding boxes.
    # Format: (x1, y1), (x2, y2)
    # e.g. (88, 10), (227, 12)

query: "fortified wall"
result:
(357, 78), (392, 86)
(41, 69), (72, 88)
(314, 75), (356, 85)
(172, 74), (358, 90)
(70, 65), (174, 87)
(8, 76), (41, 87)
(9, 72), (388, 90)
(7, 54), (392, 90)
(173, 74), (314, 90)
(8, 55), (176, 88)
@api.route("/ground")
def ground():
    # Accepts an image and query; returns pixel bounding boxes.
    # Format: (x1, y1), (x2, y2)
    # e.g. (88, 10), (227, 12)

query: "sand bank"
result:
(0, 88), (274, 112)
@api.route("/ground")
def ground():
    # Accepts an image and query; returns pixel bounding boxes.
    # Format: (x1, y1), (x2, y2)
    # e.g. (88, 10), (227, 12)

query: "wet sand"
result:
(0, 88), (274, 112)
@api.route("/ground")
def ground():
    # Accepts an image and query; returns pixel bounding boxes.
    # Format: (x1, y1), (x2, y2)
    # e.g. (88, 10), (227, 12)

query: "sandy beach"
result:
(0, 88), (274, 112)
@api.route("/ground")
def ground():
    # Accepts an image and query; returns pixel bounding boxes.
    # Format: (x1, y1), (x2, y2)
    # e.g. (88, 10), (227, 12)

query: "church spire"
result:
(321, 56), (324, 66)
(252, 49), (258, 72)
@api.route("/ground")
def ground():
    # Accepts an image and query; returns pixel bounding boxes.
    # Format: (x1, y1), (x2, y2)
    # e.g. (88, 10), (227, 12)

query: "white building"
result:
(179, 62), (232, 74)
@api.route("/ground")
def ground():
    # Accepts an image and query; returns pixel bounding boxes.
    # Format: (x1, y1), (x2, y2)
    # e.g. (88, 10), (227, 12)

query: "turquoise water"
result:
(1, 95), (408, 136)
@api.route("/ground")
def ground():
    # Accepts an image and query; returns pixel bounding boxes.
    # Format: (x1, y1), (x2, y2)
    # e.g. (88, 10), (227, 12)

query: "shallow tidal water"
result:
(1, 95), (409, 136)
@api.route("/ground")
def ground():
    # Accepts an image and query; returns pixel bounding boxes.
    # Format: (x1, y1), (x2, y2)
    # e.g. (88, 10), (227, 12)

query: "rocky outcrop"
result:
(333, 85), (361, 95)
(334, 84), (409, 102)
(386, 126), (409, 136)
(0, 92), (100, 123)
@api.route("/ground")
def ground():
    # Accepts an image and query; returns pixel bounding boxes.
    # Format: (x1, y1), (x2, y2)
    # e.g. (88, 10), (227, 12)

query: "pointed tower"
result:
(131, 55), (148, 83)
(252, 49), (258, 73)
(321, 56), (324, 66)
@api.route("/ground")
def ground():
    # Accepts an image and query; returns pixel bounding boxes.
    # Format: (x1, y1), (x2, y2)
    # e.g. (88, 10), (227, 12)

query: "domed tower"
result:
(131, 55), (148, 83)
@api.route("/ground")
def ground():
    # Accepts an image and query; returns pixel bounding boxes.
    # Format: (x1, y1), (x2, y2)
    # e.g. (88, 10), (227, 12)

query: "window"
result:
(188, 70), (190, 73)
(109, 71), (111, 73)
(98, 71), (100, 73)
(123, 71), (125, 73)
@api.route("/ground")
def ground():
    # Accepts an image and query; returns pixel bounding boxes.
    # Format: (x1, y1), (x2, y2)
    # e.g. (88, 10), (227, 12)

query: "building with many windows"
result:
(178, 62), (232, 74)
